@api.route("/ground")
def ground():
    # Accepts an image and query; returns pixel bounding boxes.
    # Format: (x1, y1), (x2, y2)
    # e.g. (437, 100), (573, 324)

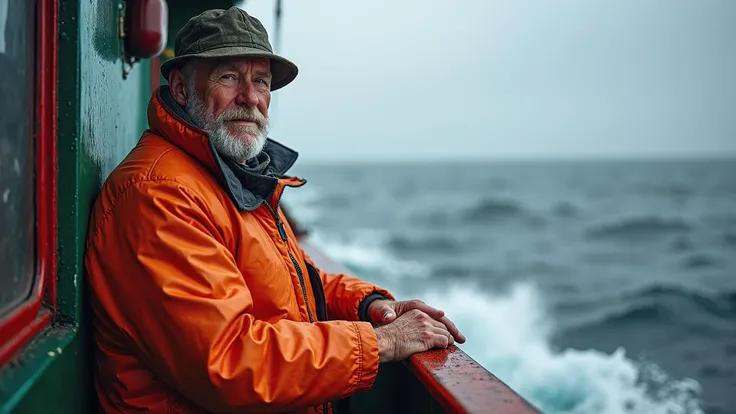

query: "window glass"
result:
(0, 0), (35, 316)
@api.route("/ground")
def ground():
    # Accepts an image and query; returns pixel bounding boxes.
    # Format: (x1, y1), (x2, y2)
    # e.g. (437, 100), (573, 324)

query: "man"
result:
(85, 7), (464, 414)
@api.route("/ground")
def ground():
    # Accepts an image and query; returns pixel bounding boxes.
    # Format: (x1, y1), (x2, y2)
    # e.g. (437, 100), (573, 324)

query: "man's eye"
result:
(221, 74), (237, 81)
(254, 78), (270, 86)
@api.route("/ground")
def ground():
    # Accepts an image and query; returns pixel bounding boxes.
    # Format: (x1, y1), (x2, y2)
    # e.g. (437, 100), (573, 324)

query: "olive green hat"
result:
(160, 7), (298, 91)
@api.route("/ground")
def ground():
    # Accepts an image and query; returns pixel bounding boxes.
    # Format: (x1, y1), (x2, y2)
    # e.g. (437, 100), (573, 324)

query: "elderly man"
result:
(85, 7), (464, 414)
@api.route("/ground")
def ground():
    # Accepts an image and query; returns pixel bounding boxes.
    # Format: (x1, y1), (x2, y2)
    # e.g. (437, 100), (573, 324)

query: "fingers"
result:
(400, 299), (445, 321)
(419, 314), (453, 347)
(369, 300), (397, 324)
(439, 316), (466, 344)
(430, 332), (450, 349)
(404, 300), (466, 344)
(402, 309), (463, 346)
(385, 311), (458, 361)
(399, 300), (466, 342)
(424, 315), (465, 343)
(429, 325), (454, 347)
(426, 315), (449, 331)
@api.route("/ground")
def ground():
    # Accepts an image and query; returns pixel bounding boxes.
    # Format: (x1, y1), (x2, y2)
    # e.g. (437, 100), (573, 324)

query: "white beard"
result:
(184, 84), (269, 163)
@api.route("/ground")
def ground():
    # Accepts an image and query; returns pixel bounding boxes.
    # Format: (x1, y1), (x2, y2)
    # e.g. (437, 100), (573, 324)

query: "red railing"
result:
(300, 240), (541, 414)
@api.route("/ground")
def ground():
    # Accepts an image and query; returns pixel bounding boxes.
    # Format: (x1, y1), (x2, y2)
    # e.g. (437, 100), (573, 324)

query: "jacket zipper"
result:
(266, 194), (327, 414)
(264, 201), (315, 323)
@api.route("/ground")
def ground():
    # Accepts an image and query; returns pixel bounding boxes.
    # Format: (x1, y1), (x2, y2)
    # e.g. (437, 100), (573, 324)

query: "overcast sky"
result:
(237, 0), (736, 162)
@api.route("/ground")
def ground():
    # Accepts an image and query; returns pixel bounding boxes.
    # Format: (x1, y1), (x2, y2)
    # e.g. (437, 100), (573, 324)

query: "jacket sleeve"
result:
(86, 180), (379, 413)
(301, 250), (394, 322)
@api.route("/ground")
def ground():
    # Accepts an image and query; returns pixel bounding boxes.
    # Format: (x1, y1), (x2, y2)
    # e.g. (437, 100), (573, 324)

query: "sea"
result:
(283, 158), (736, 414)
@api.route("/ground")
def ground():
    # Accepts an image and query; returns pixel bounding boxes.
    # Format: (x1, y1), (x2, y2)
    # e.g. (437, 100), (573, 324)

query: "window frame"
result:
(0, 0), (58, 367)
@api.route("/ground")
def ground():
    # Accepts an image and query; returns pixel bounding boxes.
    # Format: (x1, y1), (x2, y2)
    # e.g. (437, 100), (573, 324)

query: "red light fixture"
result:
(119, 0), (168, 78)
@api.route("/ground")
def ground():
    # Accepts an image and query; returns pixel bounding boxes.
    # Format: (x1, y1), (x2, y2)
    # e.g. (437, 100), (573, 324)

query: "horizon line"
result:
(294, 153), (736, 165)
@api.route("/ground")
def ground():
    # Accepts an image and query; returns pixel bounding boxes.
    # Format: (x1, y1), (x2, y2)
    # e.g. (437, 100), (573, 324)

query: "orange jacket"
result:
(84, 87), (392, 413)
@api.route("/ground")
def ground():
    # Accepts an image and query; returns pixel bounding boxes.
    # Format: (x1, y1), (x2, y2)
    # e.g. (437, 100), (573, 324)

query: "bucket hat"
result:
(160, 7), (298, 91)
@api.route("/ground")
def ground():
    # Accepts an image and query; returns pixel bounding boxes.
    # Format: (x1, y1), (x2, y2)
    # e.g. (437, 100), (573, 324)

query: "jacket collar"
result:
(147, 86), (303, 211)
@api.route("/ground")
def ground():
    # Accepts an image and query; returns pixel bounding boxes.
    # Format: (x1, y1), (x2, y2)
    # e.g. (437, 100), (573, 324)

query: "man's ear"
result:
(168, 68), (189, 106)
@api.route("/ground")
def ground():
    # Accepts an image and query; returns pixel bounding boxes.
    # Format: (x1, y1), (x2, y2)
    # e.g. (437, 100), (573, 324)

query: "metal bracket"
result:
(118, 2), (138, 80)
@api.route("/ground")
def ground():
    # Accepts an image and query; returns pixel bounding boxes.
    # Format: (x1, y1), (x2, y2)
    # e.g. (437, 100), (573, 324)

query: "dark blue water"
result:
(285, 159), (736, 414)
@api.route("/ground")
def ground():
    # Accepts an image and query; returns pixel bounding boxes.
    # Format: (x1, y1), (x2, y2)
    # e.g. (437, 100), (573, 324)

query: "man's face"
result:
(184, 57), (272, 163)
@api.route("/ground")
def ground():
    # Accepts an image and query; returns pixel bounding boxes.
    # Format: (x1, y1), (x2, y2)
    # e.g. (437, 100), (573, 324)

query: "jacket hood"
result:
(147, 85), (302, 210)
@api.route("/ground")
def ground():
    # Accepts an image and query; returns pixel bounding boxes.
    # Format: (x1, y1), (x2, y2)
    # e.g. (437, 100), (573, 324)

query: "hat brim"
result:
(160, 46), (298, 91)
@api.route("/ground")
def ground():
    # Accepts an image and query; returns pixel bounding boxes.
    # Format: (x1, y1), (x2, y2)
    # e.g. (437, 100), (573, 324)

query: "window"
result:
(0, 0), (57, 366)
(0, 0), (36, 317)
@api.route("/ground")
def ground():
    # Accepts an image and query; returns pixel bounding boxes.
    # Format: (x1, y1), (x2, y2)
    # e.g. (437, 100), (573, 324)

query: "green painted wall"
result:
(1, 0), (153, 412)
(0, 1), (232, 412)
(0, 1), (450, 412)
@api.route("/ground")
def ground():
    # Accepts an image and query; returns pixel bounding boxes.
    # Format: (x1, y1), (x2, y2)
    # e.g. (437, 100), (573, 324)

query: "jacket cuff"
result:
(352, 321), (380, 392)
(358, 293), (389, 322)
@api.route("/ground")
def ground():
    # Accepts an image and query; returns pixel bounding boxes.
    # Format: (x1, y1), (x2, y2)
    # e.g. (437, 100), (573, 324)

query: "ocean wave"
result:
(463, 197), (525, 220)
(552, 201), (580, 218)
(294, 179), (709, 413)
(586, 216), (692, 240)
(306, 229), (428, 279)
(723, 232), (736, 249)
(306, 221), (704, 413)
(592, 303), (670, 325)
(703, 214), (736, 229)
(460, 197), (546, 227)
(725, 344), (736, 356)
(412, 197), (544, 227)
(697, 364), (736, 380)
(669, 236), (694, 252)
(429, 264), (474, 278)
(419, 283), (703, 414)
(629, 285), (736, 319)
(487, 176), (510, 190)
(388, 234), (460, 253)
(313, 193), (353, 208)
(282, 186), (323, 227)
(560, 285), (736, 332)
(636, 183), (693, 198)
(680, 253), (719, 269)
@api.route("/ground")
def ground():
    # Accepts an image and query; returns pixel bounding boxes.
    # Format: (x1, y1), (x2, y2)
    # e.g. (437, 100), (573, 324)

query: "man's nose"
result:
(234, 81), (259, 107)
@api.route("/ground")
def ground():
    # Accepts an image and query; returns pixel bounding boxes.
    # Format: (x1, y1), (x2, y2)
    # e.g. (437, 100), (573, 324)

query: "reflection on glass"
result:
(0, 0), (35, 317)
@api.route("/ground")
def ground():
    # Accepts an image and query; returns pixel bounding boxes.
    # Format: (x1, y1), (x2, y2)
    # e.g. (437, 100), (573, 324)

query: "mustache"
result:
(219, 107), (267, 129)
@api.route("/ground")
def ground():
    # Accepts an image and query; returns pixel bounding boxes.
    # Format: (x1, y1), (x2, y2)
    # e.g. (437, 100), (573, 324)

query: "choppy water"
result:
(284, 159), (736, 414)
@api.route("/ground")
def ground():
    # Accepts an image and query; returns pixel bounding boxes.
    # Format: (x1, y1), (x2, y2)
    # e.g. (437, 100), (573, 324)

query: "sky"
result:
(237, 0), (736, 162)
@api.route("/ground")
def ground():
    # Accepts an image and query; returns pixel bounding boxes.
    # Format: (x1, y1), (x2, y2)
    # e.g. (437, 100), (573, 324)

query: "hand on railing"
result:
(368, 299), (466, 344)
(375, 309), (455, 363)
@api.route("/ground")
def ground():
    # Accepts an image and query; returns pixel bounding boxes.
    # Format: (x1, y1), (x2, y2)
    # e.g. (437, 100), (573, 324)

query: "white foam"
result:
(308, 229), (428, 279)
(289, 184), (703, 413)
(308, 233), (703, 413)
(282, 185), (323, 227)
(419, 283), (703, 414)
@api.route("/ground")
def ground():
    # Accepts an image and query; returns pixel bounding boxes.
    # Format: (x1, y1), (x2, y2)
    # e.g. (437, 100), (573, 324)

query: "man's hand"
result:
(368, 299), (466, 344)
(374, 310), (454, 363)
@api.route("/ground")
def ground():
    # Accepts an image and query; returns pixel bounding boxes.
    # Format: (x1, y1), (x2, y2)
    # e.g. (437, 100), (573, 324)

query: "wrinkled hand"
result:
(368, 299), (466, 344)
(374, 309), (454, 363)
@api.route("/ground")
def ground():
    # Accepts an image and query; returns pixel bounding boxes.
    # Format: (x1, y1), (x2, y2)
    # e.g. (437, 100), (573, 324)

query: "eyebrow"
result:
(212, 63), (240, 73)
(253, 70), (272, 79)
(212, 62), (272, 79)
